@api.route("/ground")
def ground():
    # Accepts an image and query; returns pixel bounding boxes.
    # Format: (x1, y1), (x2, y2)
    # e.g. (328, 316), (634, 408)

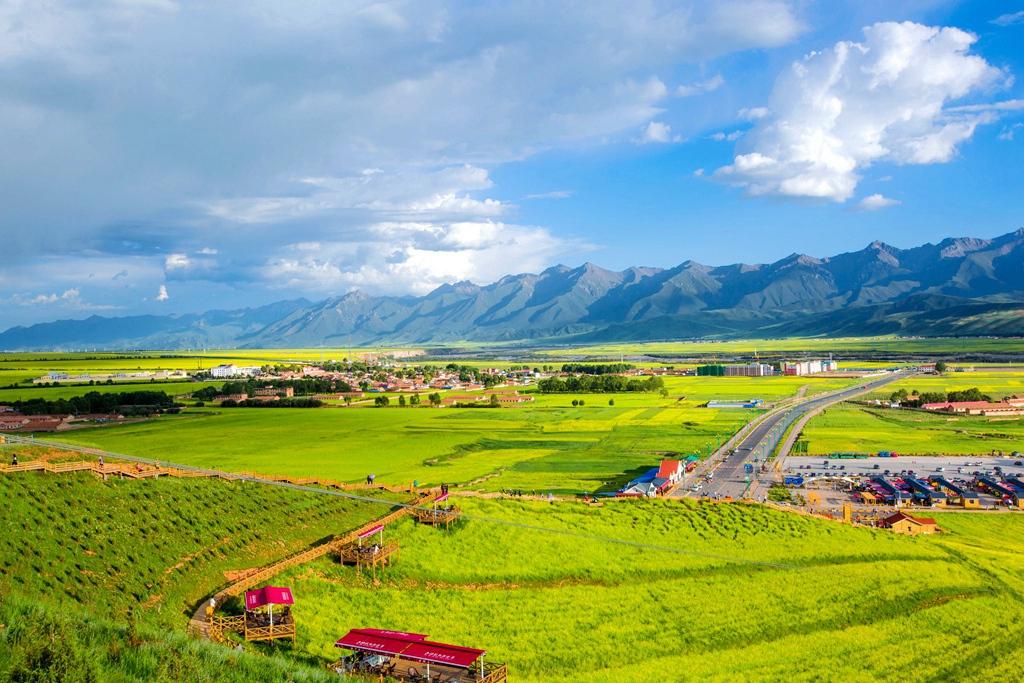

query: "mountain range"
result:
(4, 229), (1023, 350)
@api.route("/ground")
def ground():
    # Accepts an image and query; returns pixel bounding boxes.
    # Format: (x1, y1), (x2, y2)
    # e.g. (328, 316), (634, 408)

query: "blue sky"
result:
(1, 0), (1022, 327)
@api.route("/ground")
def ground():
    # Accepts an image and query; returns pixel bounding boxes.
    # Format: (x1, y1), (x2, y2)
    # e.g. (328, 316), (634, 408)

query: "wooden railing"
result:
(216, 502), (416, 599)
(244, 622), (296, 642)
(481, 663), (509, 683)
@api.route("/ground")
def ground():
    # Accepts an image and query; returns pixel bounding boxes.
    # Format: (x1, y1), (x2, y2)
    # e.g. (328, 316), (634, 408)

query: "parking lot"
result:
(779, 455), (1024, 509)
(781, 454), (1024, 480)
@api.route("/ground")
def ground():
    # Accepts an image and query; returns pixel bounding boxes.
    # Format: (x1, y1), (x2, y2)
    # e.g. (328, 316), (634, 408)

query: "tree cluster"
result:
(7, 391), (176, 416)
(220, 398), (323, 408)
(560, 363), (634, 375)
(537, 374), (664, 394)
(893, 386), (992, 407)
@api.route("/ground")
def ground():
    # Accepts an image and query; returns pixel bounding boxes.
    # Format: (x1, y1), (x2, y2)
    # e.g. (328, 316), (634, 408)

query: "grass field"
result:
(44, 375), (860, 493)
(279, 498), (1024, 682)
(4, 454), (1024, 681)
(0, 469), (400, 682)
(799, 402), (1024, 455)
(864, 370), (1024, 401)
(0, 466), (401, 626)
(532, 336), (1024, 358)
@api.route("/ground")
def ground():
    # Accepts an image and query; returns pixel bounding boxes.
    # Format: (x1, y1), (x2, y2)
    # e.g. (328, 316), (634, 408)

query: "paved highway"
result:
(687, 371), (911, 499)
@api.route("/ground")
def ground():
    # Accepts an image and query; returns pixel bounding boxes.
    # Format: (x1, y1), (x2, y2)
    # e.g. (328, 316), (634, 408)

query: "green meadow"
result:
(865, 369), (1024, 400)
(0, 469), (401, 682)
(281, 497), (1024, 682)
(48, 375), (859, 493)
(532, 335), (1024, 358)
(0, 467), (402, 626)
(799, 402), (1024, 455)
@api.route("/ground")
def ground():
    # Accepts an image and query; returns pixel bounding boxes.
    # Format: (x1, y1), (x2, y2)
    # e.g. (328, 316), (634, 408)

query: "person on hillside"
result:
(11, 453), (18, 466)
(98, 455), (104, 468)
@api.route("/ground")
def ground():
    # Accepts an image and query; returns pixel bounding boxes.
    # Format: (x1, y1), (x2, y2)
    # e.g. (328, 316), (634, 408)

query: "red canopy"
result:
(357, 523), (385, 539)
(336, 629), (486, 669)
(335, 631), (409, 657)
(245, 586), (294, 610)
(352, 628), (428, 642)
(402, 641), (485, 668)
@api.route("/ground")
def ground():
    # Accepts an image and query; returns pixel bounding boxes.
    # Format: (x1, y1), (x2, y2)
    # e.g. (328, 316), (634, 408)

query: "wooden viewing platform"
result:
(338, 541), (400, 576)
(334, 657), (507, 683)
(412, 505), (461, 528)
(208, 613), (296, 643)
(333, 628), (507, 682)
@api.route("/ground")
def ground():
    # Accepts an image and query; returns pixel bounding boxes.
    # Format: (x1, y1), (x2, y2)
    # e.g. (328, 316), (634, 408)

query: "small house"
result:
(879, 511), (938, 535)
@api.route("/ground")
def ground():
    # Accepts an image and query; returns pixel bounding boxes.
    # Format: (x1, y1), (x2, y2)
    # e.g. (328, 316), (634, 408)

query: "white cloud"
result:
(946, 99), (1024, 113)
(998, 123), (1024, 141)
(525, 190), (573, 200)
(693, 168), (705, 177)
(675, 74), (725, 97)
(5, 287), (118, 312)
(710, 130), (743, 141)
(991, 11), (1024, 27)
(25, 288), (81, 305)
(738, 106), (770, 120)
(637, 120), (682, 144)
(164, 253), (191, 270)
(156, 284), (169, 301)
(262, 220), (589, 296)
(717, 22), (1008, 201)
(205, 165), (505, 224)
(857, 193), (900, 211)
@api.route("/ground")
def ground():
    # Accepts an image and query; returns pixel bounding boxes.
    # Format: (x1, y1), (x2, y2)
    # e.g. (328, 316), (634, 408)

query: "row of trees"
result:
(220, 398), (323, 408)
(7, 391), (176, 416)
(560, 363), (634, 375)
(374, 393), (446, 407)
(890, 386), (992, 407)
(537, 375), (665, 394)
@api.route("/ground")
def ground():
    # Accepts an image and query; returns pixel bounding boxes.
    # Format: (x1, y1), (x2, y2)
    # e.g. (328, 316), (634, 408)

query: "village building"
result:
(921, 400), (1024, 416)
(878, 511), (938, 535)
(254, 386), (294, 398)
(209, 364), (262, 379)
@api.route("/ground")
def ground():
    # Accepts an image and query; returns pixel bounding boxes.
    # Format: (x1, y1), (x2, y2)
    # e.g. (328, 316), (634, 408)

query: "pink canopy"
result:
(245, 585), (294, 610)
(336, 629), (486, 669)
(351, 628), (428, 642)
(434, 492), (450, 504)
(402, 641), (485, 668)
(357, 523), (385, 540)
(335, 631), (409, 657)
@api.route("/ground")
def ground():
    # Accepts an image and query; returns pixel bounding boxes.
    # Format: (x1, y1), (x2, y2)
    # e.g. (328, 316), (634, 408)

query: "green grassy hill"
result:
(4, 472), (1024, 681)
(0, 596), (336, 683)
(800, 402), (1024, 455)
(0, 469), (399, 626)
(281, 498), (1024, 682)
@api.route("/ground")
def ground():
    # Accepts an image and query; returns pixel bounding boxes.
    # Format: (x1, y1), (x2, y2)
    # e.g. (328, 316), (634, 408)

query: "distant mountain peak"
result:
(937, 236), (991, 258)
(2, 228), (1022, 349)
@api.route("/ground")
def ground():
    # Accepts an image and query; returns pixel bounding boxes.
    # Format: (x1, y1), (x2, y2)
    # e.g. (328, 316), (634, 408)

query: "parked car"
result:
(872, 464), (880, 470)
